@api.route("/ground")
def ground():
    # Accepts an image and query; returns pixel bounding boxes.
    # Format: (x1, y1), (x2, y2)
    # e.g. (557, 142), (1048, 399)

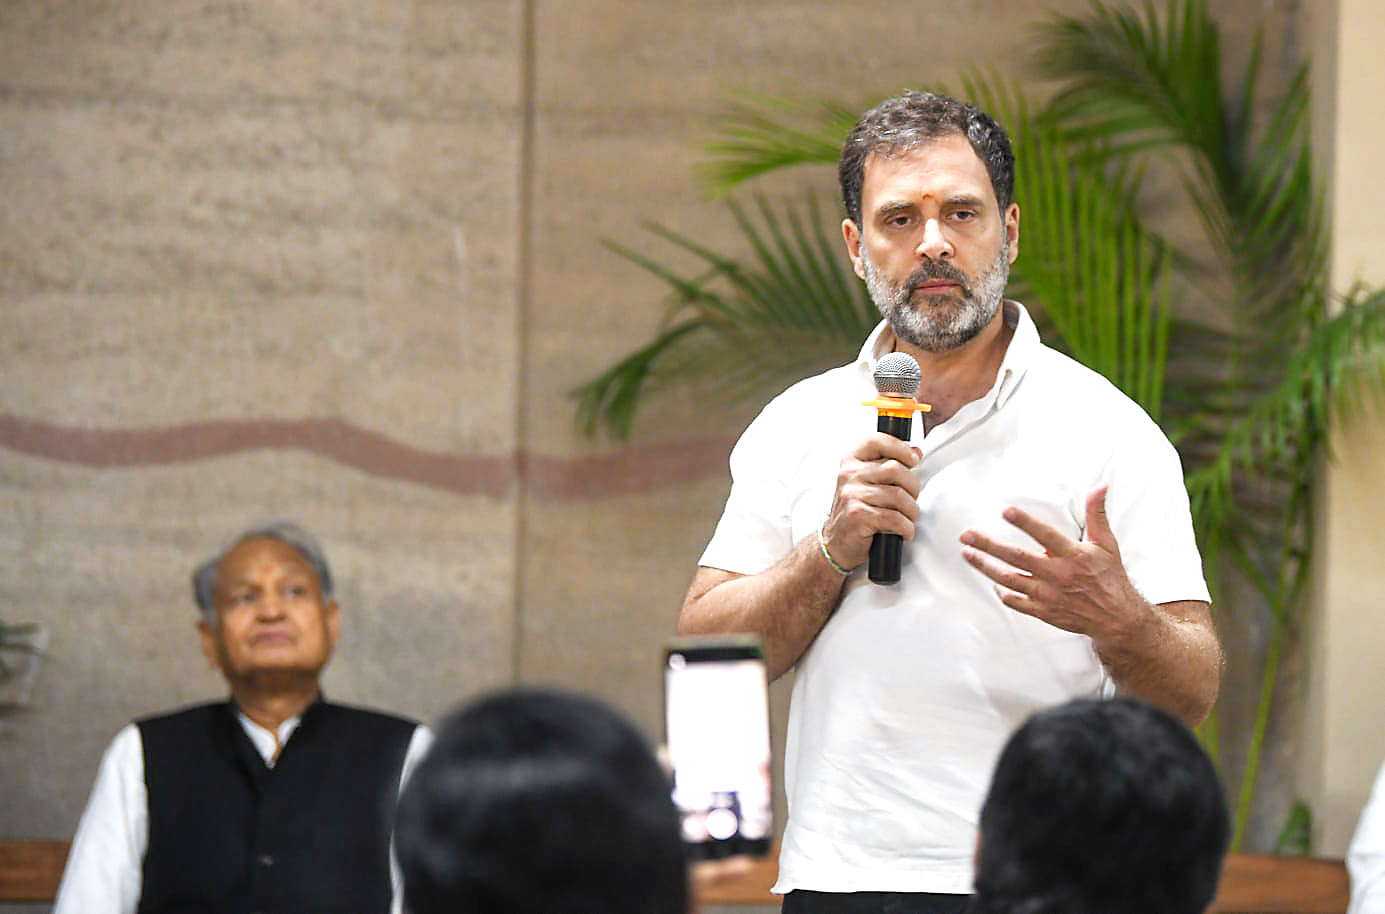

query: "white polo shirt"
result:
(699, 301), (1209, 895)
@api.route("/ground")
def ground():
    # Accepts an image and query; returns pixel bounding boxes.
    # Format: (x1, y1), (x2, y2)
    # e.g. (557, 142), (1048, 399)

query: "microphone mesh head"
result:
(874, 352), (921, 397)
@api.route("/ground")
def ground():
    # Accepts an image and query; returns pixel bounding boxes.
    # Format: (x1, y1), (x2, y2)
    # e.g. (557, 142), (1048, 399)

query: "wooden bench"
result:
(1213, 853), (1350, 914)
(0, 840), (68, 904)
(0, 839), (1351, 912)
(692, 846), (1350, 913)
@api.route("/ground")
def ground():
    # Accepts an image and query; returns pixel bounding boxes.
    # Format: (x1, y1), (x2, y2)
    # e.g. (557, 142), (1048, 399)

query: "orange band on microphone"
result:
(862, 394), (932, 417)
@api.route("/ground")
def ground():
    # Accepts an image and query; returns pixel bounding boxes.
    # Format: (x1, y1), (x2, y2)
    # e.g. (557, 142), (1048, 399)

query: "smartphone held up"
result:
(663, 635), (774, 859)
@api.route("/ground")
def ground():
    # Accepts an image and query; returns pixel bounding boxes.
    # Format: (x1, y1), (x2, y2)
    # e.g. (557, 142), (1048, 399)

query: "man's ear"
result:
(323, 600), (341, 651)
(1004, 202), (1020, 264)
(197, 618), (222, 671)
(842, 218), (866, 280)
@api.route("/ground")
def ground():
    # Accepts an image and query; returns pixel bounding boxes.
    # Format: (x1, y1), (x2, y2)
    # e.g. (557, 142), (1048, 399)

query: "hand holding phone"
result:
(663, 635), (773, 859)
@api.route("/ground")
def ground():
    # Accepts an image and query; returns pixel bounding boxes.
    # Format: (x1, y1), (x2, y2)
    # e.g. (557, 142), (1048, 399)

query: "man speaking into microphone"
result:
(678, 90), (1221, 914)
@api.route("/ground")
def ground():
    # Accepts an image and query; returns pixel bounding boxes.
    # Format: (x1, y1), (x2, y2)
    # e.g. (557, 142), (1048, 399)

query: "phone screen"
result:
(664, 639), (773, 858)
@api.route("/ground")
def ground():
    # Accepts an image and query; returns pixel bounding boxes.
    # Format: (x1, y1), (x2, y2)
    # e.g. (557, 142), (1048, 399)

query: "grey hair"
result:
(192, 519), (335, 623)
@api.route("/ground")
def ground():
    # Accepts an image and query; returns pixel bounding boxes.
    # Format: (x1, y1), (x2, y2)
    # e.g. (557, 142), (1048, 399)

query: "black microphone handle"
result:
(869, 412), (913, 584)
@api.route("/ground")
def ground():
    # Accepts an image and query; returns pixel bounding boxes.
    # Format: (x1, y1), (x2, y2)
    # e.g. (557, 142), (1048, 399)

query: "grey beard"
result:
(863, 240), (1010, 353)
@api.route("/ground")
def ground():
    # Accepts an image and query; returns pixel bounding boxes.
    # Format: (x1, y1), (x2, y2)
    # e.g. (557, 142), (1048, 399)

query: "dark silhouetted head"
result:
(395, 688), (688, 914)
(971, 697), (1229, 914)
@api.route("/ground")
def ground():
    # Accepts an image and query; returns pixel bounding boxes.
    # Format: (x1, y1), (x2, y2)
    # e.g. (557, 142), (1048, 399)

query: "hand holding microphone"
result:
(817, 353), (929, 583)
(861, 353), (930, 584)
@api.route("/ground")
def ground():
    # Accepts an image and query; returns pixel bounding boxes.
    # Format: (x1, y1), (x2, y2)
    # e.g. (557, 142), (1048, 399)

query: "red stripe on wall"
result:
(0, 414), (731, 500)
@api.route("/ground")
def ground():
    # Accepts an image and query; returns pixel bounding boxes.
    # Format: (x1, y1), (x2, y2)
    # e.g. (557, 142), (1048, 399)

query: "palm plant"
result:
(574, 0), (1385, 850)
(0, 621), (40, 679)
(573, 194), (879, 439)
(1032, 0), (1385, 849)
(0, 620), (45, 712)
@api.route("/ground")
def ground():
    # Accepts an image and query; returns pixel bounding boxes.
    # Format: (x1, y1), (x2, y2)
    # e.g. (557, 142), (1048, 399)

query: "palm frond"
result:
(1036, 0), (1230, 168)
(572, 318), (711, 440)
(1187, 287), (1385, 586)
(0, 621), (45, 685)
(571, 196), (874, 439)
(1034, 0), (1322, 337)
(698, 95), (861, 195)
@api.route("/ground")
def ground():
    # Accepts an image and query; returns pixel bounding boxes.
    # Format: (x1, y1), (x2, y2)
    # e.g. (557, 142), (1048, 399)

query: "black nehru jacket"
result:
(135, 699), (416, 914)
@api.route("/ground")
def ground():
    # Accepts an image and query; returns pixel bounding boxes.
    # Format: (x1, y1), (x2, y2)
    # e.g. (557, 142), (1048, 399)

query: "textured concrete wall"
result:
(1, 0), (1307, 900)
(1, 0), (526, 840)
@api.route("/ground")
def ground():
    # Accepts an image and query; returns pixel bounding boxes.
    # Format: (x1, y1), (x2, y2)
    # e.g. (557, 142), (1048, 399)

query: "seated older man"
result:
(54, 520), (431, 914)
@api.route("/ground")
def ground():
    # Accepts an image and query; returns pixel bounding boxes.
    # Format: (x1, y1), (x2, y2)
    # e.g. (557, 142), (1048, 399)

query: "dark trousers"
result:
(782, 890), (971, 914)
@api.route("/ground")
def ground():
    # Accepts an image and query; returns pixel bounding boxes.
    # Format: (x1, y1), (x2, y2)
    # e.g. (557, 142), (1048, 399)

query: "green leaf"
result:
(1274, 801), (1315, 856)
(571, 195), (877, 439)
(0, 620), (45, 686)
(698, 94), (861, 195)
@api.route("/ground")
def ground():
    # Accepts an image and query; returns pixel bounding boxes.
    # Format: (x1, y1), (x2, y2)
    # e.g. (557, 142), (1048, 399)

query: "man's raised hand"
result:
(957, 485), (1146, 641)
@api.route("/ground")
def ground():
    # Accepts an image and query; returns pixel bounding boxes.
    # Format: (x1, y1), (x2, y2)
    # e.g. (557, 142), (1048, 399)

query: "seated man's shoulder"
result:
(312, 701), (425, 769)
(130, 700), (420, 754)
(318, 699), (419, 734)
(135, 700), (230, 732)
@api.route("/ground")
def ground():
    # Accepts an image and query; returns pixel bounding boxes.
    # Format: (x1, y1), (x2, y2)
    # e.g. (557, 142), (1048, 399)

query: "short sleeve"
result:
(698, 400), (798, 575)
(1100, 419), (1210, 606)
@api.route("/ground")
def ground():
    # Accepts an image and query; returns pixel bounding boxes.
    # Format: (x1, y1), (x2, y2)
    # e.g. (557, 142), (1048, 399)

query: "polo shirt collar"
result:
(856, 300), (1038, 409)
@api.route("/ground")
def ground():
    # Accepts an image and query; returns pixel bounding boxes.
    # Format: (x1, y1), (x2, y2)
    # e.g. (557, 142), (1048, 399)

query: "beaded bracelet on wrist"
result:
(817, 524), (851, 576)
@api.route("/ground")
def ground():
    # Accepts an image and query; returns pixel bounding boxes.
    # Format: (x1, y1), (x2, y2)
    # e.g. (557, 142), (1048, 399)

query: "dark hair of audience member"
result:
(394, 688), (689, 914)
(970, 697), (1230, 914)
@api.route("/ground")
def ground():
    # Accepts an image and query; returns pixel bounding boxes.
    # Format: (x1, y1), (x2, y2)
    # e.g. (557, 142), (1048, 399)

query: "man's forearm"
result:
(678, 536), (849, 682)
(1096, 599), (1222, 726)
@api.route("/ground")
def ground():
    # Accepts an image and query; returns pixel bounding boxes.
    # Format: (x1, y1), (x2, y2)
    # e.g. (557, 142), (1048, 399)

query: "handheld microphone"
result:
(861, 352), (930, 585)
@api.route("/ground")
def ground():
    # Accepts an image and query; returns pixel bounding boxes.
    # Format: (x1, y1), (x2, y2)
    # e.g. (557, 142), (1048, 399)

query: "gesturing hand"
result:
(957, 485), (1146, 641)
